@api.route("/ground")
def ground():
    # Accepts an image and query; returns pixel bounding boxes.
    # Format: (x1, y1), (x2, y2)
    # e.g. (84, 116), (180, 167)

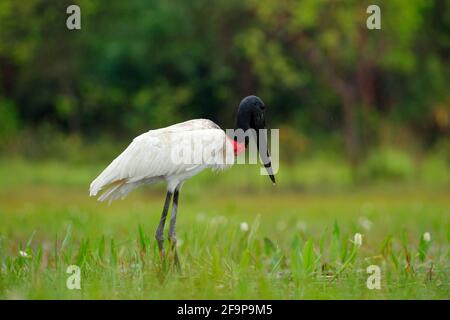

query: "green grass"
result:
(0, 159), (448, 299)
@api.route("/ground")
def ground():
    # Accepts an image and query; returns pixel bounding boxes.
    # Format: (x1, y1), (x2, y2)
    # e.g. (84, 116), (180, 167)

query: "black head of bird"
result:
(235, 95), (276, 185)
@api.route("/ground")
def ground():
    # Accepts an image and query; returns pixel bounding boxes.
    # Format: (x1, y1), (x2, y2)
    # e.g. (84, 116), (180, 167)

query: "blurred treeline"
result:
(0, 0), (449, 172)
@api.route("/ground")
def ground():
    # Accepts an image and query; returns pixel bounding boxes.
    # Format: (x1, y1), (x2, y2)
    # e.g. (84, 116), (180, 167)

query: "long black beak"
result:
(257, 130), (276, 185)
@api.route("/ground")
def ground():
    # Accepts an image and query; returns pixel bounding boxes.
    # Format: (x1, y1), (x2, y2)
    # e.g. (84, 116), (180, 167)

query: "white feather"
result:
(89, 119), (234, 202)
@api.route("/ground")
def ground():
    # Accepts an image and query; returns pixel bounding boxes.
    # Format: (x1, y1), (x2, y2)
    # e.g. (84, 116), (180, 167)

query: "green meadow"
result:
(0, 157), (448, 299)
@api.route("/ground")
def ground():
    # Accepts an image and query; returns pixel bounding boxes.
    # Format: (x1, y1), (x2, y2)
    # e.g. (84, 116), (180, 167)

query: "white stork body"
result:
(89, 119), (234, 203)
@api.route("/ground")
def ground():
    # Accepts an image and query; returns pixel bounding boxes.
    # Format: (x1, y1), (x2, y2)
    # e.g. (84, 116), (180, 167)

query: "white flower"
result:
(423, 232), (431, 242)
(240, 222), (249, 232)
(196, 212), (206, 221)
(19, 250), (30, 258)
(211, 215), (228, 225)
(358, 217), (373, 231)
(130, 263), (141, 270)
(353, 233), (363, 246)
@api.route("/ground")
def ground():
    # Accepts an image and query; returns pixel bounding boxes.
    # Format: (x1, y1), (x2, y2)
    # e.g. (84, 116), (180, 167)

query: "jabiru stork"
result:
(89, 95), (276, 262)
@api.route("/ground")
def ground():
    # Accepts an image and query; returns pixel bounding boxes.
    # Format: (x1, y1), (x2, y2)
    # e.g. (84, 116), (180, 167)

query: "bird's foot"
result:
(168, 237), (181, 272)
(156, 237), (168, 267)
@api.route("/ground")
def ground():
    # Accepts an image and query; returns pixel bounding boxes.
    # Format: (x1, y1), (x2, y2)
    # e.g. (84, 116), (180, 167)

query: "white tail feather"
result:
(97, 181), (139, 204)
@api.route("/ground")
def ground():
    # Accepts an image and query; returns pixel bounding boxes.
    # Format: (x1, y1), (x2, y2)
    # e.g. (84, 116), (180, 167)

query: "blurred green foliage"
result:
(0, 0), (449, 167)
(0, 98), (19, 142)
(360, 148), (415, 181)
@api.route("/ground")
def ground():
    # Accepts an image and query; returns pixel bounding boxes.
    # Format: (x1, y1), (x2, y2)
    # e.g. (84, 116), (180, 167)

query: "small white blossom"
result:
(211, 215), (227, 225)
(353, 233), (363, 246)
(130, 263), (141, 270)
(358, 216), (373, 231)
(196, 212), (206, 221)
(423, 232), (431, 242)
(240, 222), (249, 232)
(19, 250), (30, 258)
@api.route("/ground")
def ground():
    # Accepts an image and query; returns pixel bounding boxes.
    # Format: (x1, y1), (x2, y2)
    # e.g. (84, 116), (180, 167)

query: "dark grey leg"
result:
(168, 187), (179, 247)
(168, 185), (181, 267)
(155, 191), (172, 253)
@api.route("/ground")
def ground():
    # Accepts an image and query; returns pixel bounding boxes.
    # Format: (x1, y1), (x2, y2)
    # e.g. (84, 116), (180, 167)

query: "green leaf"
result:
(138, 224), (147, 252)
(76, 239), (90, 267)
(61, 223), (72, 252)
(263, 237), (276, 255)
(418, 234), (430, 262)
(110, 239), (117, 266)
(301, 239), (316, 275)
(333, 220), (340, 239)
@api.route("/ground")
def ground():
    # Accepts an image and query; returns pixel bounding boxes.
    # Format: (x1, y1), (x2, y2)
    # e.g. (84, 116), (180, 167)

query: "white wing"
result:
(89, 119), (233, 203)
(162, 118), (220, 131)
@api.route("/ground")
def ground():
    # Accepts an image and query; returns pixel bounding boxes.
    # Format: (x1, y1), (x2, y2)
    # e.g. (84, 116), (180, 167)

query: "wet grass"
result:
(0, 160), (448, 299)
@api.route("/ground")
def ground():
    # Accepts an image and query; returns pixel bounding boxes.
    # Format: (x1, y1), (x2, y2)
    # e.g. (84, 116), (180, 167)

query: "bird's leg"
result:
(155, 191), (173, 255)
(168, 186), (180, 267)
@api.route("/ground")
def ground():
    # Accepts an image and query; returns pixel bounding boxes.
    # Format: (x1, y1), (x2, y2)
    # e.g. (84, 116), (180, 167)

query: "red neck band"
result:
(227, 136), (245, 155)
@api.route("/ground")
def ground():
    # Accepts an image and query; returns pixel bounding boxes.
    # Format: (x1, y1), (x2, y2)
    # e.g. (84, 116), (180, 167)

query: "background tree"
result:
(0, 0), (448, 166)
